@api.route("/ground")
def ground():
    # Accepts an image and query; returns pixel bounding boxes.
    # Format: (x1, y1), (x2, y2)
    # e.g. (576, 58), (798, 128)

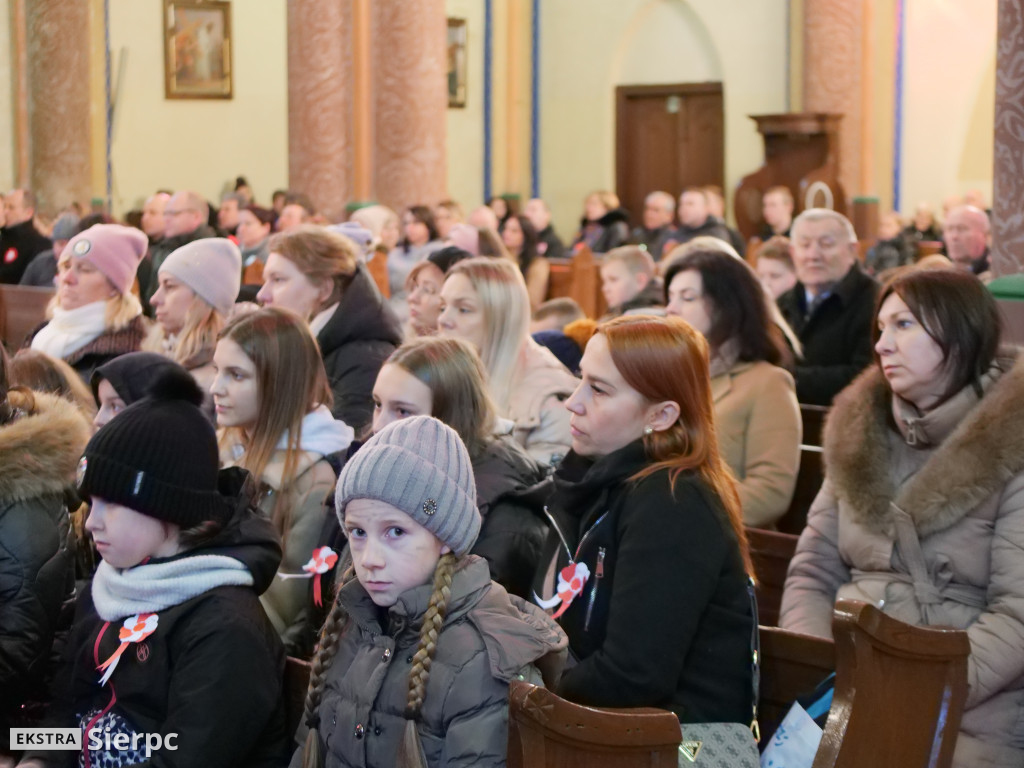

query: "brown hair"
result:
(387, 337), (496, 458)
(217, 308), (333, 542)
(875, 268), (1001, 403)
(598, 315), (752, 576)
(0, 346), (36, 426)
(301, 554), (461, 768)
(267, 225), (358, 314)
(9, 349), (96, 418)
(756, 236), (794, 271)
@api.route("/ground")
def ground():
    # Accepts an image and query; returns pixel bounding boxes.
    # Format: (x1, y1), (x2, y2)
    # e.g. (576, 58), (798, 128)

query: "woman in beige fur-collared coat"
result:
(780, 268), (1024, 768)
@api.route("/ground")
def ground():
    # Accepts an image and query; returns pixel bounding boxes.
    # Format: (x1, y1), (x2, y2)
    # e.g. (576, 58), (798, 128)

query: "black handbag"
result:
(678, 577), (762, 767)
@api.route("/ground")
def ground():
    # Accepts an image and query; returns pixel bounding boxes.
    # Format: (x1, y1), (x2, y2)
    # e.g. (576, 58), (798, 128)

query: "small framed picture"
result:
(163, 0), (233, 100)
(447, 18), (467, 109)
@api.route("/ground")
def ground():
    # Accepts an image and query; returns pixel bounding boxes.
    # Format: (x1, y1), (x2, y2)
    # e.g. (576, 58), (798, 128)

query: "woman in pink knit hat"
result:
(28, 224), (149, 382)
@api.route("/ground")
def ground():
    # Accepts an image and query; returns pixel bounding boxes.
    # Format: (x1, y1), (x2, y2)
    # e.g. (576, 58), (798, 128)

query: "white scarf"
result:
(91, 554), (254, 621)
(31, 300), (108, 360)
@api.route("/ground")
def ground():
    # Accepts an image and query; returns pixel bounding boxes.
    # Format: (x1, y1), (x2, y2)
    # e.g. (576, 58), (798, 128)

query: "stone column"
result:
(287, 0), (352, 222)
(803, 0), (865, 206)
(371, 0), (447, 212)
(992, 0), (1024, 276)
(25, 0), (92, 213)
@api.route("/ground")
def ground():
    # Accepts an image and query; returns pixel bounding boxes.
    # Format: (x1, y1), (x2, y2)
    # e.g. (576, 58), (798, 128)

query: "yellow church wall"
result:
(105, 0), (289, 215)
(0, 0), (15, 191)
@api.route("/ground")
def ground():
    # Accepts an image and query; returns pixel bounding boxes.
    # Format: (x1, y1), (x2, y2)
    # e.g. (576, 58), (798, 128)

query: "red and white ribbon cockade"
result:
(535, 562), (591, 620)
(97, 613), (159, 686)
(277, 546), (339, 607)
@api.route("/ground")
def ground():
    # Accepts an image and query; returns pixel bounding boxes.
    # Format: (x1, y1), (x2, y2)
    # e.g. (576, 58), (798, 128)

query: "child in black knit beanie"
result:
(20, 369), (289, 768)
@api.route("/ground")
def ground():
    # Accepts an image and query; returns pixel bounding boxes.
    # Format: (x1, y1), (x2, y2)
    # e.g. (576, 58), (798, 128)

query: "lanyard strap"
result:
(747, 576), (761, 741)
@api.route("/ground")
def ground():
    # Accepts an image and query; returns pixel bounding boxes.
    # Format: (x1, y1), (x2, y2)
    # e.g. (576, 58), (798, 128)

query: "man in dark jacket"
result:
(672, 188), (733, 249)
(144, 190), (216, 301)
(19, 212), (79, 287)
(628, 191), (676, 261)
(1, 188), (52, 284)
(525, 197), (566, 259)
(777, 209), (879, 405)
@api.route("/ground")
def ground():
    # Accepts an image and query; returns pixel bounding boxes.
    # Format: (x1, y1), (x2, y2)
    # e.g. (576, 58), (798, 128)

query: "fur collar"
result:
(823, 353), (1024, 537)
(0, 391), (91, 502)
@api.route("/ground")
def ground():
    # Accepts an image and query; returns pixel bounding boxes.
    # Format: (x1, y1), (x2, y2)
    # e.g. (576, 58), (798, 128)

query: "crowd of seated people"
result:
(0, 177), (1018, 768)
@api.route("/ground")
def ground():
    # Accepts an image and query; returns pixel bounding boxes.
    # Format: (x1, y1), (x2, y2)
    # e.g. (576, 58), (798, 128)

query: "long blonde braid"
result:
(301, 566), (354, 768)
(394, 553), (459, 768)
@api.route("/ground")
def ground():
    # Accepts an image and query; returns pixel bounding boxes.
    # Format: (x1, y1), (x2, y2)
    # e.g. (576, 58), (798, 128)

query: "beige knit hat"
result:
(159, 238), (242, 316)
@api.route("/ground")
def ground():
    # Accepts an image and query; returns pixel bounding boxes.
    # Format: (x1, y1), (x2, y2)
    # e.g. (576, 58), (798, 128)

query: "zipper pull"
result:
(906, 419), (918, 446)
(595, 547), (606, 578)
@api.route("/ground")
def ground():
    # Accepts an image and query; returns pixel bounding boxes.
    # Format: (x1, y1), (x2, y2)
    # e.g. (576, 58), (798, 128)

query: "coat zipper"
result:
(583, 547), (606, 631)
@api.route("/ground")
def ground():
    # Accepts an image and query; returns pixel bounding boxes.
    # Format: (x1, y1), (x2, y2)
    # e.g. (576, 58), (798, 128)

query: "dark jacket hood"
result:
(91, 351), (190, 405)
(316, 263), (403, 356)
(158, 467), (283, 594)
(474, 435), (547, 515)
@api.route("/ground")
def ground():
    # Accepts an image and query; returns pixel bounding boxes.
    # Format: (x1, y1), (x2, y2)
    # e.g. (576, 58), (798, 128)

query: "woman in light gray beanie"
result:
(145, 237), (242, 393)
(293, 415), (567, 768)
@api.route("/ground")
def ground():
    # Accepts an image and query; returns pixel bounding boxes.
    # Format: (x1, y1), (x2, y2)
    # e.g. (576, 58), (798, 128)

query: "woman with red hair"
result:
(532, 314), (755, 726)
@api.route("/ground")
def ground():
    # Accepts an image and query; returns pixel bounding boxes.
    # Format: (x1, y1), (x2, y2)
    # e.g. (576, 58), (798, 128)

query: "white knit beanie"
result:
(335, 415), (480, 556)
(159, 238), (242, 316)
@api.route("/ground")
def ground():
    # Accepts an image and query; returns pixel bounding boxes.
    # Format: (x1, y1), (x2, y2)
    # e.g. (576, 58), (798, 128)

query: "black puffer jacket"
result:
(30, 469), (290, 768)
(470, 433), (550, 599)
(0, 393), (90, 743)
(317, 264), (403, 434)
(572, 209), (631, 254)
(531, 440), (754, 723)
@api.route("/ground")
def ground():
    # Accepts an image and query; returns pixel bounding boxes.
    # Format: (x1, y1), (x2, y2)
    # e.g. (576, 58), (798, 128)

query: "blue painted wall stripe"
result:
(893, 0), (905, 212)
(483, 0), (493, 202)
(530, 0), (540, 198)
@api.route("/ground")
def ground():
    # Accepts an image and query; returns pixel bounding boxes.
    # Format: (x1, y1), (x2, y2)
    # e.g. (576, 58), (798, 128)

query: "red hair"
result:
(599, 315), (752, 577)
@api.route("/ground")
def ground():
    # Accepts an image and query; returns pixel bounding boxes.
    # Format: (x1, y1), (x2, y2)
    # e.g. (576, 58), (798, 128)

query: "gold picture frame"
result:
(163, 0), (233, 100)
(447, 18), (467, 109)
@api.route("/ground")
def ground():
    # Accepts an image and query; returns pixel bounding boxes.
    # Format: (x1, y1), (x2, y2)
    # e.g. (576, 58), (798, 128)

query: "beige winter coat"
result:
(505, 340), (579, 468)
(780, 354), (1024, 768)
(712, 360), (800, 528)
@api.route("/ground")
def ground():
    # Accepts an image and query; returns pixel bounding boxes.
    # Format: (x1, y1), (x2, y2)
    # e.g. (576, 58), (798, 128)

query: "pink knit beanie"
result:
(62, 224), (148, 296)
(446, 223), (480, 256)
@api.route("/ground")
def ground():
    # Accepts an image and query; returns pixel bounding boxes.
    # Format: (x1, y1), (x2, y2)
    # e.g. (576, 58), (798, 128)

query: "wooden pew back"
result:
(507, 680), (682, 768)
(747, 528), (800, 627)
(0, 284), (53, 352)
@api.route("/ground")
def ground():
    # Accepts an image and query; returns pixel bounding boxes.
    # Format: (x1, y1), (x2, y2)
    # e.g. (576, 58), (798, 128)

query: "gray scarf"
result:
(91, 555), (254, 621)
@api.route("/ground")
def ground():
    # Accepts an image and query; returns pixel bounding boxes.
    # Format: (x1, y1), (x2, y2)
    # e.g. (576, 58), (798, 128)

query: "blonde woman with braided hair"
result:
(291, 416), (566, 768)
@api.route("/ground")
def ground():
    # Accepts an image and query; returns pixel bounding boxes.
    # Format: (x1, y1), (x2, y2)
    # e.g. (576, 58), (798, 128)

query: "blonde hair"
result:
(350, 205), (400, 249)
(445, 258), (529, 409)
(603, 245), (655, 278)
(144, 296), (224, 370)
(586, 190), (620, 212)
(267, 225), (359, 314)
(301, 554), (460, 768)
(47, 291), (142, 331)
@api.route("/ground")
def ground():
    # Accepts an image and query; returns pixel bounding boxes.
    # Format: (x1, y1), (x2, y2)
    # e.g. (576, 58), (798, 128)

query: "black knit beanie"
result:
(90, 351), (189, 407)
(77, 367), (230, 528)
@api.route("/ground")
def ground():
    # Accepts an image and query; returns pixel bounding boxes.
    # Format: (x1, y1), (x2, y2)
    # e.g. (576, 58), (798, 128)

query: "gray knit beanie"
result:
(335, 415), (480, 556)
(159, 238), (242, 316)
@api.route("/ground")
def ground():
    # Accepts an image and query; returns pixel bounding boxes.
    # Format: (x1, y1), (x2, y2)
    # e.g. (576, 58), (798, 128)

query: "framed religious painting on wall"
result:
(447, 18), (467, 108)
(163, 0), (233, 99)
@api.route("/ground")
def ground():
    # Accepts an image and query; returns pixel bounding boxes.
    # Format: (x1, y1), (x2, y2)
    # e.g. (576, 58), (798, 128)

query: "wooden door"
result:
(615, 83), (724, 227)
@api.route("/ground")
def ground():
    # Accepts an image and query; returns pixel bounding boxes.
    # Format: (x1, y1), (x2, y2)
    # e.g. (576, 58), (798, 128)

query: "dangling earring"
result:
(644, 425), (654, 436)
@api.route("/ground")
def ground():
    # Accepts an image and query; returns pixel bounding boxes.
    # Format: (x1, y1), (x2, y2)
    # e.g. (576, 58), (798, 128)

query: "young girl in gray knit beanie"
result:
(295, 415), (566, 768)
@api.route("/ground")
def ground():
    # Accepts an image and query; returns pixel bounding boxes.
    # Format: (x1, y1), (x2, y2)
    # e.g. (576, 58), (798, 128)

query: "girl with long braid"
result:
(291, 416), (566, 768)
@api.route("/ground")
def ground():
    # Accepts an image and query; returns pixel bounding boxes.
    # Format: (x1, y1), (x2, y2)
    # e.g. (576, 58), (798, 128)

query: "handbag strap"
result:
(747, 576), (761, 742)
